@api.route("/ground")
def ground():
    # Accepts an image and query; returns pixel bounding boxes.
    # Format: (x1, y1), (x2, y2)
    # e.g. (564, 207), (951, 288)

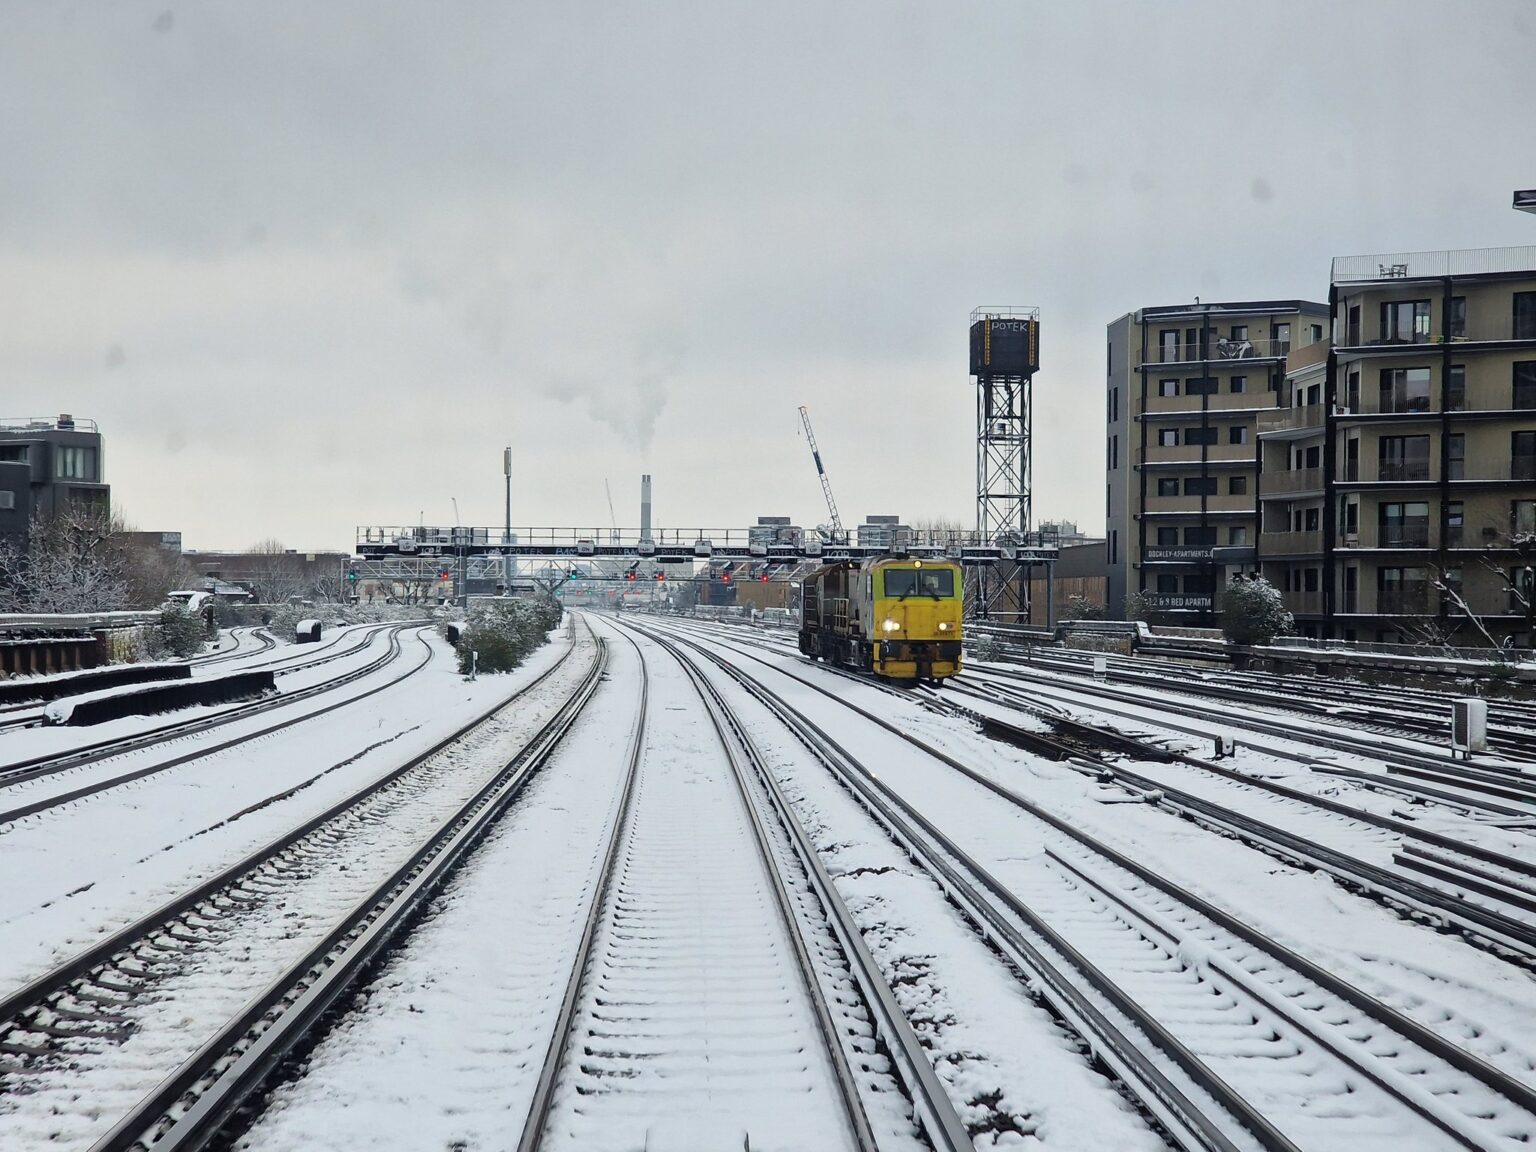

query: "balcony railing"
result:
(1331, 245), (1536, 282)
(1257, 405), (1325, 436)
(1259, 468), (1324, 496)
(1336, 319), (1536, 349)
(1259, 531), (1324, 556)
(1144, 338), (1292, 365)
(1377, 589), (1433, 616)
(1338, 524), (1434, 550)
(1281, 591), (1323, 614)
(1343, 460), (1433, 483)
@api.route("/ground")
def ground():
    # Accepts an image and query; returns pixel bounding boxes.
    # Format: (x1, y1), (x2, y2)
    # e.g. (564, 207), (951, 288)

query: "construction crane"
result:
(604, 479), (619, 543)
(798, 405), (844, 543)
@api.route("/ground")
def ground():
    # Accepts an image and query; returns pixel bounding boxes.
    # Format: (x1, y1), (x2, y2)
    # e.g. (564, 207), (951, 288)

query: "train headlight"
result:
(937, 621), (952, 631)
(881, 619), (900, 632)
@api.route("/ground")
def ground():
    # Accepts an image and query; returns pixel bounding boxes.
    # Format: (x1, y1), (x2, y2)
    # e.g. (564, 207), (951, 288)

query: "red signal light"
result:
(438, 570), (451, 581)
(759, 573), (769, 582)
(625, 571), (636, 581)
(654, 572), (666, 581)
(721, 571), (731, 582)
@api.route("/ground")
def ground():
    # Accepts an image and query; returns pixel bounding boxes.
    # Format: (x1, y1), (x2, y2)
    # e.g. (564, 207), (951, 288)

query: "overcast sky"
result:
(3, 2), (1532, 549)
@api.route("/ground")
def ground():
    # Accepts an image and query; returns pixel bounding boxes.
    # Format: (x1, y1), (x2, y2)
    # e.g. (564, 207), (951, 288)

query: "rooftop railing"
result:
(1332, 245), (1536, 283)
(0, 416), (98, 433)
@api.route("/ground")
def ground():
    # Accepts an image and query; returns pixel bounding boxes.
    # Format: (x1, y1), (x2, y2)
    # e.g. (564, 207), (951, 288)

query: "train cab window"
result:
(883, 568), (955, 598)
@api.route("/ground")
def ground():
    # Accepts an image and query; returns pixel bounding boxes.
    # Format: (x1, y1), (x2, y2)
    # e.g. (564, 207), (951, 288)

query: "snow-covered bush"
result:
(1218, 577), (1293, 646)
(158, 604), (206, 658)
(456, 595), (563, 675)
(1062, 594), (1106, 621)
(1122, 590), (1153, 621)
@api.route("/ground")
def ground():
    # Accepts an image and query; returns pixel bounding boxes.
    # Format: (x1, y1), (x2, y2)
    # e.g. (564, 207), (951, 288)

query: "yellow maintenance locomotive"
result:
(798, 557), (963, 683)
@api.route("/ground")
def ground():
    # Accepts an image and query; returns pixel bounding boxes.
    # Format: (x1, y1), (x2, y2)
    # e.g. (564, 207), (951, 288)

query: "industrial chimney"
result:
(640, 474), (652, 543)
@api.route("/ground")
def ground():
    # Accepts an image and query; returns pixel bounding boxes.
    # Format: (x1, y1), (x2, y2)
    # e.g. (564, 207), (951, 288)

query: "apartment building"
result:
(0, 415), (110, 541)
(1259, 246), (1536, 647)
(1106, 300), (1329, 619)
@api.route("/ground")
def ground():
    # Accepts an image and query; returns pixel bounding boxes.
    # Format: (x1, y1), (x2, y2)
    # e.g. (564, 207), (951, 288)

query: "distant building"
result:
(0, 414), (111, 540)
(1105, 301), (1329, 620)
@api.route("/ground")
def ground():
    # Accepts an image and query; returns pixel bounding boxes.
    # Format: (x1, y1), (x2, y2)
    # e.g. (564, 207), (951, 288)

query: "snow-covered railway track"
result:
(516, 621), (964, 1152)
(972, 640), (1536, 761)
(0, 625), (431, 823)
(0, 627), (604, 1152)
(666, 625), (1536, 962)
(651, 622), (1536, 1152)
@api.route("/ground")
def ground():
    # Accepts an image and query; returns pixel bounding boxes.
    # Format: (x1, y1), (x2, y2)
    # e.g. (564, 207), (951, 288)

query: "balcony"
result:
(1336, 318), (1536, 352)
(1377, 589), (1434, 616)
(1259, 531), (1324, 556)
(1138, 444), (1256, 466)
(1281, 591), (1323, 615)
(1259, 468), (1324, 497)
(1338, 524), (1433, 550)
(1143, 338), (1292, 366)
(1447, 459), (1536, 482)
(1257, 405), (1324, 437)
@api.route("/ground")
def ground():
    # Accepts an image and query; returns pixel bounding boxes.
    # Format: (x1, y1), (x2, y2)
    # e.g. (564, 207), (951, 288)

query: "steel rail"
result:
(639, 622), (967, 1152)
(86, 630), (609, 1152)
(0, 627), (432, 822)
(0, 630), (584, 1035)
(637, 621), (1276, 1152)
(513, 626), (648, 1152)
(656, 622), (1536, 1123)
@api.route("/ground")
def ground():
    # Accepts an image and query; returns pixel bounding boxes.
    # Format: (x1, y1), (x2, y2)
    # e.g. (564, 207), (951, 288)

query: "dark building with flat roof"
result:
(0, 414), (110, 540)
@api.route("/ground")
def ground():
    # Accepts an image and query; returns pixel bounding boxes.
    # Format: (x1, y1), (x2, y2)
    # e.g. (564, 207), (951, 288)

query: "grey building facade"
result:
(0, 415), (111, 540)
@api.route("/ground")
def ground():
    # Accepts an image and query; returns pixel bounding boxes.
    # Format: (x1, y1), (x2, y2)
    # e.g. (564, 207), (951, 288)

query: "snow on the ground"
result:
(657, 620), (1536, 1136)
(0, 626), (591, 1151)
(0, 626), (575, 998)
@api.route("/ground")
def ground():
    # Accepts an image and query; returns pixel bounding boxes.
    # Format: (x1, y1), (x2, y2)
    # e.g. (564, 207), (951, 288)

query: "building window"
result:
(1513, 501), (1536, 537)
(1304, 444), (1322, 469)
(1379, 367), (1432, 413)
(1379, 435), (1431, 481)
(1111, 387), (1119, 421)
(1185, 377), (1217, 396)
(1340, 499), (1359, 538)
(1158, 428), (1179, 447)
(1229, 475), (1248, 495)
(1229, 425), (1249, 445)
(1303, 567), (1320, 592)
(1110, 530), (1117, 566)
(1229, 325), (1249, 341)
(1346, 370), (1361, 411)
(1160, 330), (1180, 363)
(1515, 292), (1536, 341)
(1515, 431), (1536, 480)
(1378, 566), (1430, 614)
(1450, 297), (1467, 339)
(1309, 323), (1324, 344)
(1304, 507), (1320, 532)
(1514, 362), (1536, 409)
(1229, 526), (1248, 546)
(1447, 365), (1466, 411)
(0, 490), (13, 510)
(1272, 322), (1291, 355)
(1108, 435), (1118, 470)
(0, 444), (27, 463)
(1184, 526), (1216, 547)
(1379, 300), (1431, 344)
(1230, 375), (1247, 394)
(1158, 478), (1180, 496)
(1447, 433), (1465, 481)
(1185, 427), (1218, 446)
(1184, 477), (1217, 496)
(1445, 501), (1465, 547)
(1347, 304), (1362, 346)
(54, 445), (97, 481)
(1157, 574), (1179, 594)
(1157, 526), (1179, 546)
(1379, 501), (1430, 547)
(1159, 379), (1179, 397)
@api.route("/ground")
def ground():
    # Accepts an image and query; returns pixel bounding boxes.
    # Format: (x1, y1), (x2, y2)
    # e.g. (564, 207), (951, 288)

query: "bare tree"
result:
(0, 508), (130, 613)
(244, 538), (307, 604)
